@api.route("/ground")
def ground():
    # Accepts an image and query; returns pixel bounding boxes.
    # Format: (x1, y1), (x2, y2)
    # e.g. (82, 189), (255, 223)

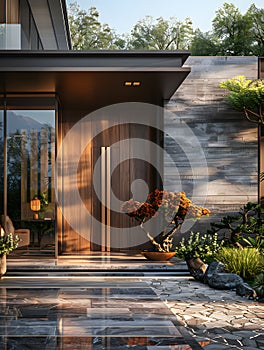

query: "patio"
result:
(1, 256), (263, 349)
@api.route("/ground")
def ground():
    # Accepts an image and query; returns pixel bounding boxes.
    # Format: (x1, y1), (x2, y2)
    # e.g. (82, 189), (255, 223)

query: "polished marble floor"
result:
(0, 277), (202, 349)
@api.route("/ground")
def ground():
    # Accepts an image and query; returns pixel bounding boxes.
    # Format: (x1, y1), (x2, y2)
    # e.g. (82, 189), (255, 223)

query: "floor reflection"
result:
(0, 280), (201, 349)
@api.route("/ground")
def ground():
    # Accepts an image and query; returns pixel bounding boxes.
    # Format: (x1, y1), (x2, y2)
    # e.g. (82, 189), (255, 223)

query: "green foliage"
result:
(190, 30), (220, 56)
(208, 202), (264, 246)
(67, 2), (264, 55)
(175, 232), (223, 263)
(39, 191), (49, 210)
(215, 247), (264, 281)
(242, 235), (264, 251)
(0, 233), (20, 256)
(128, 16), (193, 50)
(251, 273), (264, 298)
(212, 3), (253, 55)
(68, 2), (124, 50)
(219, 76), (264, 124)
(246, 4), (264, 56)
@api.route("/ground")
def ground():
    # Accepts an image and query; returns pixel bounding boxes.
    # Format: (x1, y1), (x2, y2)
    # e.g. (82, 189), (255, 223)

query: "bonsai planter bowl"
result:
(141, 251), (176, 261)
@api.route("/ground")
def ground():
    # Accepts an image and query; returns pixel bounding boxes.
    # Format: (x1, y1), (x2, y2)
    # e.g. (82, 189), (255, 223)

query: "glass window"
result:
(5, 95), (57, 255)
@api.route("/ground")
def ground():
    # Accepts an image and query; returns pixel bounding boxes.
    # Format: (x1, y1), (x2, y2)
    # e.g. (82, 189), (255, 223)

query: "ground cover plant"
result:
(175, 232), (223, 264)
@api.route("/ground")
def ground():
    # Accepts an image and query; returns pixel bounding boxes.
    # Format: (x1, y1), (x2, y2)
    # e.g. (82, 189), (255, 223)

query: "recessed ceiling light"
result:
(124, 81), (141, 87)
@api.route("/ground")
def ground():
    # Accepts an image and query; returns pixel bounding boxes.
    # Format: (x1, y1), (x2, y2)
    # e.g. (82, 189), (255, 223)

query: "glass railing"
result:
(0, 24), (21, 49)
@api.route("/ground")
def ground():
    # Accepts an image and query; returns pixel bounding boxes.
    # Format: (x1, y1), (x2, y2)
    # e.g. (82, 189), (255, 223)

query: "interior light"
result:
(30, 197), (41, 220)
(124, 81), (132, 86)
(133, 81), (141, 86)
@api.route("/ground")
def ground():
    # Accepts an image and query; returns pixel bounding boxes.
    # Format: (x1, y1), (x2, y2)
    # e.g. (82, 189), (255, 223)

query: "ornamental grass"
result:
(215, 247), (264, 281)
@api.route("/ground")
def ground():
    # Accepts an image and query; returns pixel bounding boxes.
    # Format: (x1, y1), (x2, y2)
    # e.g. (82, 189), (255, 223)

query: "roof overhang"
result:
(0, 51), (190, 110)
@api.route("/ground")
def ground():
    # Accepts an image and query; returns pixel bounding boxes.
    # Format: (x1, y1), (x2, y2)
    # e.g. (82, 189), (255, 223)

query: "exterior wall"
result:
(165, 56), (258, 233)
(0, 0), (70, 50)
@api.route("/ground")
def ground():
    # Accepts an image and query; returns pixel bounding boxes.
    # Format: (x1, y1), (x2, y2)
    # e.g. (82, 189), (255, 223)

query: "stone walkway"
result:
(2, 256), (264, 349)
(148, 277), (264, 350)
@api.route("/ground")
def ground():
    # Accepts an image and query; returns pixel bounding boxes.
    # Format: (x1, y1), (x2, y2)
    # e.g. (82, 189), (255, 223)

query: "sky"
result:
(66, 0), (264, 34)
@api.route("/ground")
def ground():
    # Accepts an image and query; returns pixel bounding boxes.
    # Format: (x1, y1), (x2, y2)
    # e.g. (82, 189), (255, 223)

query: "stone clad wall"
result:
(164, 56), (258, 233)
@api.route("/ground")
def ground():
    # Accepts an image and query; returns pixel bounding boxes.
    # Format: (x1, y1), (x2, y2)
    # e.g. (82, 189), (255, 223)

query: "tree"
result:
(219, 76), (264, 125)
(191, 29), (220, 56)
(68, 2), (124, 50)
(212, 2), (253, 55)
(128, 16), (193, 50)
(220, 76), (264, 205)
(246, 4), (264, 56)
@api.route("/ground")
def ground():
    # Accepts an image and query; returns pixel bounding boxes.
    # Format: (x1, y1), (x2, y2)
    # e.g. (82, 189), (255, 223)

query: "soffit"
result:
(0, 51), (191, 110)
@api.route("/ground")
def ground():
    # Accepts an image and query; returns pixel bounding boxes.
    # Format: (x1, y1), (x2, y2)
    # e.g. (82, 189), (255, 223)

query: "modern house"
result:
(0, 1), (261, 258)
(0, 0), (192, 256)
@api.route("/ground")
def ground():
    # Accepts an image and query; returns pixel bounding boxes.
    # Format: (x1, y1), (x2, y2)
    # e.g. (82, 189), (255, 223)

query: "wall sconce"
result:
(30, 197), (41, 220)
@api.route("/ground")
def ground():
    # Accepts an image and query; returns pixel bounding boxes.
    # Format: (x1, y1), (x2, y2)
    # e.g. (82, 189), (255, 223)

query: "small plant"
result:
(175, 232), (223, 264)
(0, 233), (20, 256)
(251, 273), (264, 299)
(208, 202), (264, 246)
(242, 235), (264, 251)
(215, 247), (264, 281)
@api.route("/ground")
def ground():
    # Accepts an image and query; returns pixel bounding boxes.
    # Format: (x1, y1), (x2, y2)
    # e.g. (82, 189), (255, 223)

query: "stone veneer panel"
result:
(165, 56), (258, 233)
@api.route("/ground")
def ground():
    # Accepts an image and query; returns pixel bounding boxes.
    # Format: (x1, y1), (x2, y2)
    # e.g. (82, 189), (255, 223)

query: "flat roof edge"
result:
(0, 50), (190, 56)
(0, 67), (191, 72)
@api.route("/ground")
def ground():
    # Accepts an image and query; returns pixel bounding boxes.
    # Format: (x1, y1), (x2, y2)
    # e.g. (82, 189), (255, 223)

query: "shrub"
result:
(208, 202), (264, 246)
(251, 273), (264, 299)
(242, 235), (264, 251)
(0, 233), (20, 256)
(215, 247), (264, 281)
(175, 232), (223, 264)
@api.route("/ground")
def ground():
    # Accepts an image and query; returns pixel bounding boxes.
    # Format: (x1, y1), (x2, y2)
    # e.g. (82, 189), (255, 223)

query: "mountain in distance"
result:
(7, 111), (54, 135)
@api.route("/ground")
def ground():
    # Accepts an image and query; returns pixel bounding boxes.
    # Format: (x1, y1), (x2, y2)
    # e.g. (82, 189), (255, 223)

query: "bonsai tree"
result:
(121, 189), (210, 252)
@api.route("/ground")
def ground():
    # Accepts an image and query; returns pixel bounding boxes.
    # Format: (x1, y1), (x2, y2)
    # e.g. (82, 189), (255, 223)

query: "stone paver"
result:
(148, 278), (264, 350)
(0, 277), (204, 349)
(3, 257), (264, 349)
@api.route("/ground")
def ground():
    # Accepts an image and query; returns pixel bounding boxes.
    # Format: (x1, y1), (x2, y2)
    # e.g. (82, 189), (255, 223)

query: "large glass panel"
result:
(6, 96), (56, 255)
(0, 23), (21, 49)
